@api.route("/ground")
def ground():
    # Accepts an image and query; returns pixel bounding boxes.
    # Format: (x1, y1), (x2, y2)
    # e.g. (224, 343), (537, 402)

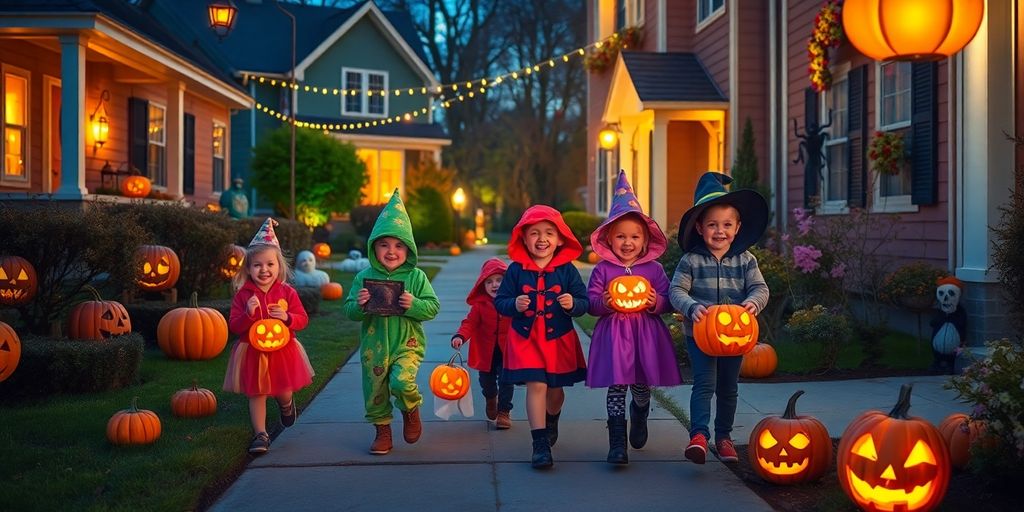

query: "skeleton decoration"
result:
(929, 276), (966, 374)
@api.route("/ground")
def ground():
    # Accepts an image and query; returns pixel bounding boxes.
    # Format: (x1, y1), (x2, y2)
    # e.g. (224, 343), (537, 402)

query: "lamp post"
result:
(451, 187), (466, 246)
(274, 0), (297, 221)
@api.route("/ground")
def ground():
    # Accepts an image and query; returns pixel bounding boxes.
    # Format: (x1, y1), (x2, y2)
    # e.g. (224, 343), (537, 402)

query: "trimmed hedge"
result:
(124, 299), (231, 346)
(295, 286), (322, 315)
(406, 186), (453, 245)
(562, 211), (604, 248)
(0, 333), (144, 400)
(230, 217), (312, 264)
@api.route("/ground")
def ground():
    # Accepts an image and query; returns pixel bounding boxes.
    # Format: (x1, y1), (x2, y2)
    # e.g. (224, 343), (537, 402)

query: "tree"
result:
(732, 117), (770, 200)
(251, 127), (367, 226)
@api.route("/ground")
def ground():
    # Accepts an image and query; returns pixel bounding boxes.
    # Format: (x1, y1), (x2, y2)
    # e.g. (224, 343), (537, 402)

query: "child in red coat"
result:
(451, 258), (513, 429)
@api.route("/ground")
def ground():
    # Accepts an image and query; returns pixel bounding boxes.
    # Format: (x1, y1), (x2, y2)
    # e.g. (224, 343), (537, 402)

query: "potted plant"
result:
(879, 262), (947, 311)
(868, 130), (907, 176)
(584, 26), (642, 73)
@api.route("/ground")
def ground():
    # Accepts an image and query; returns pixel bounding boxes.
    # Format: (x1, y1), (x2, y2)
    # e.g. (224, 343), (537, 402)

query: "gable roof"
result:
(619, 51), (726, 103)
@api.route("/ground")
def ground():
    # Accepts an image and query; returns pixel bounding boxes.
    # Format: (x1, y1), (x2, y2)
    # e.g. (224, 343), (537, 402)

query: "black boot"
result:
(607, 417), (628, 465)
(531, 428), (553, 469)
(629, 401), (650, 449)
(546, 411), (561, 447)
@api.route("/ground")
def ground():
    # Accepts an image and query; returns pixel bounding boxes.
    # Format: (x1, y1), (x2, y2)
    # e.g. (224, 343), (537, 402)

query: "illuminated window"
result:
(212, 122), (226, 192)
(2, 67), (29, 184)
(356, 148), (403, 204)
(148, 103), (166, 186)
(342, 68), (388, 118)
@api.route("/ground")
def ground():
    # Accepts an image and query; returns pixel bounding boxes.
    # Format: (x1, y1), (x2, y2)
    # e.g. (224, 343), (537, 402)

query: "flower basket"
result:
(868, 131), (907, 176)
(807, 1), (843, 92)
(584, 26), (643, 73)
(879, 262), (947, 309)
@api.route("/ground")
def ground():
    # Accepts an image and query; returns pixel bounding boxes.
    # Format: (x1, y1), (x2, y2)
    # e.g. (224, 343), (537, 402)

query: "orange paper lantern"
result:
(843, 0), (984, 61)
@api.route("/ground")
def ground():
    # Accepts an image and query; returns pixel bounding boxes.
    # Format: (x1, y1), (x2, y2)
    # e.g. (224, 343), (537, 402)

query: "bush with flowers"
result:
(807, 0), (843, 92)
(584, 26), (642, 73)
(878, 261), (948, 311)
(785, 304), (852, 371)
(868, 130), (907, 176)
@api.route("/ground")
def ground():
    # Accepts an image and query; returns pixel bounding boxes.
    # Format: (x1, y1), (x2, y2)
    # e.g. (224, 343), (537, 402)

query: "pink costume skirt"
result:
(223, 339), (314, 397)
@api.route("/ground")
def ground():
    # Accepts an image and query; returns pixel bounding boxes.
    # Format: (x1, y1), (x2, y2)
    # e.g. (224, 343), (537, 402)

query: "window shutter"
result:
(803, 87), (820, 207)
(183, 113), (195, 195)
(128, 97), (148, 175)
(910, 61), (938, 205)
(846, 65), (868, 208)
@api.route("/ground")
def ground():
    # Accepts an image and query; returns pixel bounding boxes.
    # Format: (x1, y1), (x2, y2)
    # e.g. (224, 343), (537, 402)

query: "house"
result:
(167, 0), (450, 209)
(0, 0), (252, 207)
(585, 0), (1017, 344)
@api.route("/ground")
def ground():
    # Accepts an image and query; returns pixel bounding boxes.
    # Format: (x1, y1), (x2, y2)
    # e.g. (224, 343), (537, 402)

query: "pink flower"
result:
(797, 217), (814, 236)
(792, 207), (808, 222)
(793, 245), (822, 273)
(781, 233), (790, 242)
(830, 263), (846, 279)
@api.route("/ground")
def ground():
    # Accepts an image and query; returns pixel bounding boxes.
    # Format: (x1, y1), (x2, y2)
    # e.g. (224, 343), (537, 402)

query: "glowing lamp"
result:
(89, 90), (110, 151)
(842, 0), (984, 61)
(598, 127), (619, 150)
(207, 0), (238, 39)
(451, 187), (466, 212)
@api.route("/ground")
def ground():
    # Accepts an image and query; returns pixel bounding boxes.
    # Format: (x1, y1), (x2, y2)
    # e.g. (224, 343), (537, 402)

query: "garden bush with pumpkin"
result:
(0, 333), (143, 400)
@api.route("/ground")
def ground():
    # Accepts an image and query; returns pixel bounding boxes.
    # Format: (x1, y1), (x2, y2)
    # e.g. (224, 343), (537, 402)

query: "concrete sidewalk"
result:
(210, 246), (967, 512)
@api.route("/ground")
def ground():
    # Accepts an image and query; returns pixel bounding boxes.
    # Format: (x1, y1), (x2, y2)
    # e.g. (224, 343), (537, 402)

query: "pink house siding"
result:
(665, 0), (696, 52)
(736, 3), (769, 179)
(693, 12), (730, 99)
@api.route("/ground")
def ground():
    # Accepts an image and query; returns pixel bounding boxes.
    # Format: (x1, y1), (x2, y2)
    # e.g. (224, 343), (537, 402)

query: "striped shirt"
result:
(669, 249), (770, 337)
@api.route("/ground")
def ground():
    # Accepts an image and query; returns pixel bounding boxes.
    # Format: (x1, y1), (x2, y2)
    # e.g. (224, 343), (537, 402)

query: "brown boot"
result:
(369, 424), (392, 455)
(495, 410), (512, 430)
(485, 396), (498, 420)
(401, 407), (422, 443)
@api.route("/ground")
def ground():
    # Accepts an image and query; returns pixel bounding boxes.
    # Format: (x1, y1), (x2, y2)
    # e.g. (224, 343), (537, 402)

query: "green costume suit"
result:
(343, 190), (440, 424)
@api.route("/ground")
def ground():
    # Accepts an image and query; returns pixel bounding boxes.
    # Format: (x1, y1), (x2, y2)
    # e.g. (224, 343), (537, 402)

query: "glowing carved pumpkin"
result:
(450, 245), (462, 256)
(120, 175), (152, 198)
(749, 390), (832, 484)
(249, 318), (291, 352)
(0, 255), (37, 306)
(740, 343), (778, 378)
(135, 244), (181, 291)
(67, 286), (132, 341)
(429, 352), (470, 400)
(937, 413), (984, 470)
(107, 397), (161, 446)
(0, 320), (21, 383)
(321, 282), (343, 300)
(171, 381), (218, 418)
(693, 303), (759, 356)
(157, 292), (228, 360)
(313, 243), (331, 259)
(220, 244), (246, 280)
(607, 275), (651, 313)
(837, 384), (951, 512)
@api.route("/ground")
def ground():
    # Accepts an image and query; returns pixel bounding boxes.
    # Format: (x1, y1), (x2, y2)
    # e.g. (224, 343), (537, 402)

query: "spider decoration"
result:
(792, 109), (833, 207)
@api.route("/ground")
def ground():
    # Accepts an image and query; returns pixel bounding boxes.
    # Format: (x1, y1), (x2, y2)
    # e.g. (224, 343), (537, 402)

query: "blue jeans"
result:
(479, 346), (514, 412)
(686, 336), (742, 441)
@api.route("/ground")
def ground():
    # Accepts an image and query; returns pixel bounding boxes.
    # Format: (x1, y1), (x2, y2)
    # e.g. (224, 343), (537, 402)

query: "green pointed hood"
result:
(368, 189), (419, 272)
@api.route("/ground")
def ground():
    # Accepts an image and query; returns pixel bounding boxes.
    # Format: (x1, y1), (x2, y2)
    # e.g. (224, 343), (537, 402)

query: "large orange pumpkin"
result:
(171, 381), (218, 418)
(249, 318), (291, 352)
(0, 255), (37, 306)
(430, 352), (470, 400)
(67, 286), (132, 340)
(938, 413), (984, 470)
(313, 243), (331, 259)
(0, 320), (21, 383)
(220, 244), (246, 280)
(321, 282), (343, 300)
(607, 275), (651, 313)
(749, 390), (832, 484)
(740, 343), (778, 378)
(106, 397), (162, 446)
(120, 175), (152, 198)
(157, 292), (228, 360)
(693, 303), (759, 356)
(837, 384), (951, 512)
(135, 244), (181, 291)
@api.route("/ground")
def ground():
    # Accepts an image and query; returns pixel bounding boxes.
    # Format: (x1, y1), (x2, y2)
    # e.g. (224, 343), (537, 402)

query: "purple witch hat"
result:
(590, 170), (668, 266)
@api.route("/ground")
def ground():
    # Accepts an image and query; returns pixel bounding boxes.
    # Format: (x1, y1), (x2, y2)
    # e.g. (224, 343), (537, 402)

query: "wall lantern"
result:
(451, 187), (467, 213)
(90, 89), (110, 152)
(598, 124), (620, 150)
(207, 0), (238, 40)
(842, 0), (984, 61)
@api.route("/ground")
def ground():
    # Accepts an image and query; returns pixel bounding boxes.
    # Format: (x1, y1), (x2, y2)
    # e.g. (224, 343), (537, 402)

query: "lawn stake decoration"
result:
(430, 352), (470, 400)
(220, 244), (246, 280)
(313, 243), (331, 259)
(107, 397), (162, 446)
(0, 255), (37, 306)
(67, 286), (132, 340)
(837, 384), (951, 512)
(740, 343), (778, 378)
(607, 275), (651, 313)
(0, 320), (21, 383)
(120, 174), (152, 198)
(171, 381), (218, 418)
(749, 390), (832, 484)
(321, 282), (343, 300)
(693, 303), (759, 356)
(157, 292), (228, 360)
(937, 413), (983, 470)
(135, 244), (181, 291)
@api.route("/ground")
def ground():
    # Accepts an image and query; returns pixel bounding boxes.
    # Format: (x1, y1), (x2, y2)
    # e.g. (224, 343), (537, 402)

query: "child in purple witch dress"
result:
(586, 170), (681, 465)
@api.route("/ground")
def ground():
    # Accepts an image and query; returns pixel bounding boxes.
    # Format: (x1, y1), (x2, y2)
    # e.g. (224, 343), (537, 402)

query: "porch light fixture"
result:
(90, 89), (110, 152)
(842, 0), (984, 61)
(451, 187), (467, 212)
(207, 0), (238, 40)
(598, 124), (620, 150)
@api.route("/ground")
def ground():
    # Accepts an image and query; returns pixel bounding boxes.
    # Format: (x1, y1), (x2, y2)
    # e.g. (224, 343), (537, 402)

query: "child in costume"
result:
(224, 217), (315, 455)
(343, 190), (440, 455)
(669, 172), (769, 464)
(494, 205), (589, 469)
(587, 171), (681, 465)
(450, 257), (514, 429)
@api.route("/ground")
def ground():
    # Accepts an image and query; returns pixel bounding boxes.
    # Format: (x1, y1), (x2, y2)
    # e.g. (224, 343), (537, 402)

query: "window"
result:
(147, 103), (166, 186)
(697, 0), (725, 26)
(615, 0), (645, 30)
(212, 122), (226, 192)
(822, 67), (849, 209)
(595, 149), (618, 215)
(2, 66), (29, 186)
(356, 148), (403, 204)
(342, 68), (388, 118)
(879, 61), (912, 130)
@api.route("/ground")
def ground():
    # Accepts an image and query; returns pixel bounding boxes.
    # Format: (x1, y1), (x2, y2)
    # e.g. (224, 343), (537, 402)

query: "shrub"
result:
(294, 286), (322, 315)
(231, 217), (311, 265)
(0, 333), (144, 400)
(785, 304), (852, 371)
(990, 180), (1024, 331)
(562, 211), (604, 248)
(879, 261), (948, 309)
(349, 204), (386, 240)
(749, 245), (795, 343)
(125, 299), (230, 346)
(657, 226), (684, 278)
(406, 186), (453, 245)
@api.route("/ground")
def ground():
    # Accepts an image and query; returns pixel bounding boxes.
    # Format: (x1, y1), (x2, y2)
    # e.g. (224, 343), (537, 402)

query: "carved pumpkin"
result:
(429, 352), (470, 400)
(321, 282), (343, 300)
(938, 413), (984, 470)
(607, 275), (651, 313)
(135, 244), (181, 291)
(249, 318), (291, 352)
(0, 321), (21, 383)
(0, 255), (37, 306)
(171, 381), (218, 418)
(749, 390), (832, 484)
(107, 397), (162, 446)
(837, 384), (951, 512)
(157, 292), (228, 360)
(740, 343), (778, 378)
(693, 303), (759, 356)
(313, 243), (331, 259)
(120, 175), (152, 198)
(67, 286), (132, 341)
(220, 244), (246, 280)
(450, 245), (462, 256)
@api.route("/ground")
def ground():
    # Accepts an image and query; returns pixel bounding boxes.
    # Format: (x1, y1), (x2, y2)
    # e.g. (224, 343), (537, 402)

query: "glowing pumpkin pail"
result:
(431, 351), (474, 420)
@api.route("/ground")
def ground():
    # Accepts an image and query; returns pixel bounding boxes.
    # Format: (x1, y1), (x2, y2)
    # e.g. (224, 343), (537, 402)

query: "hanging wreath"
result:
(868, 131), (906, 176)
(584, 26), (643, 73)
(807, 1), (844, 92)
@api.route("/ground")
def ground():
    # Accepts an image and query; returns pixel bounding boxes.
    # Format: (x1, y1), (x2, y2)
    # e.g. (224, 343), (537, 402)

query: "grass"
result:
(772, 330), (930, 373)
(0, 265), (439, 511)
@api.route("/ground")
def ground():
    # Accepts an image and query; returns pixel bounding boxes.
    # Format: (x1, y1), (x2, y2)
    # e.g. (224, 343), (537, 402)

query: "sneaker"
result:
(401, 407), (422, 444)
(685, 433), (707, 464)
(248, 432), (270, 455)
(714, 438), (739, 462)
(369, 424), (393, 455)
(485, 396), (498, 421)
(280, 400), (297, 427)
(495, 410), (512, 430)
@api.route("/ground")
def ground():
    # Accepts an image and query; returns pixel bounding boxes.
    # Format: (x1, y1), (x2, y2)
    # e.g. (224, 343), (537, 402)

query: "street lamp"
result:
(207, 0), (238, 40)
(451, 187), (466, 245)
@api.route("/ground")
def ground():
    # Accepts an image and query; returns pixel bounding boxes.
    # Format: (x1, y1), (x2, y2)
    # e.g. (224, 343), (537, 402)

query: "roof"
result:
(620, 51), (726, 103)
(300, 114), (450, 141)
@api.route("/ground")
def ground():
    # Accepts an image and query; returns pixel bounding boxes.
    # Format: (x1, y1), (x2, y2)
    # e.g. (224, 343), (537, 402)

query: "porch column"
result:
(54, 34), (87, 199)
(651, 114), (669, 229)
(166, 81), (185, 197)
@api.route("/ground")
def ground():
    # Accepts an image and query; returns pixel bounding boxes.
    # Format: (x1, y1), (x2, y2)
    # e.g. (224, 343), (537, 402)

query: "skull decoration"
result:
(607, 275), (652, 313)
(935, 277), (963, 315)
(0, 255), (37, 306)
(693, 303), (759, 356)
(248, 318), (291, 352)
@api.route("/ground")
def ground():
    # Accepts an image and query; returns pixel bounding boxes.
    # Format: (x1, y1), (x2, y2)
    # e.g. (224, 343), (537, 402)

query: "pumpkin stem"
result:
(191, 379), (198, 390)
(129, 396), (139, 412)
(782, 390), (805, 419)
(84, 285), (103, 302)
(190, 291), (199, 308)
(888, 383), (914, 419)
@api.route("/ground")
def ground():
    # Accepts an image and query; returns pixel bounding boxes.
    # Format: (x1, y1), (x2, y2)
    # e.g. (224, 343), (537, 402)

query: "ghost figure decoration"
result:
(291, 250), (330, 288)
(930, 277), (966, 372)
(339, 249), (371, 273)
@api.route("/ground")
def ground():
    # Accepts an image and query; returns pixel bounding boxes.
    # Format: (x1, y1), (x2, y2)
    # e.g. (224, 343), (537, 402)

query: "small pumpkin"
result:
(693, 303), (759, 356)
(171, 381), (218, 418)
(749, 390), (832, 484)
(837, 384), (951, 512)
(249, 318), (291, 352)
(157, 292), (228, 360)
(740, 343), (778, 378)
(220, 244), (246, 280)
(107, 397), (162, 446)
(67, 286), (132, 340)
(938, 413), (984, 470)
(0, 255), (37, 306)
(607, 275), (651, 313)
(321, 282), (343, 300)
(120, 175), (152, 198)
(449, 245), (462, 256)
(429, 352), (470, 400)
(587, 251), (600, 264)
(135, 244), (181, 291)
(0, 321), (22, 383)
(313, 243), (331, 259)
